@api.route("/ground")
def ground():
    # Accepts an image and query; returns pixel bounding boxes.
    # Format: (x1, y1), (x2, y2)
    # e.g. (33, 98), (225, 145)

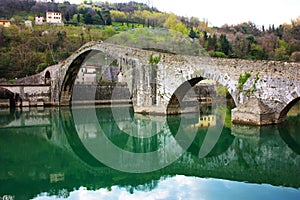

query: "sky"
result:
(64, 0), (300, 27)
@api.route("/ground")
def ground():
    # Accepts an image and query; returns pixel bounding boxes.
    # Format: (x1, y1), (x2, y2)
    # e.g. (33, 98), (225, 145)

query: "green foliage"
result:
(218, 34), (231, 55)
(149, 54), (161, 65)
(0, 25), (106, 79)
(252, 72), (259, 92)
(163, 14), (189, 35)
(238, 72), (251, 93)
(102, 26), (117, 39)
(210, 51), (228, 58)
(189, 27), (197, 39)
(249, 43), (263, 60)
(35, 63), (48, 74)
(245, 72), (259, 96)
(109, 60), (119, 67)
(274, 39), (290, 61)
(216, 85), (230, 98)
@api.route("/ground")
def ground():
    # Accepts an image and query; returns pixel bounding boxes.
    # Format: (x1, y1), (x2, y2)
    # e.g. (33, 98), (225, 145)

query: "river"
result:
(0, 102), (300, 200)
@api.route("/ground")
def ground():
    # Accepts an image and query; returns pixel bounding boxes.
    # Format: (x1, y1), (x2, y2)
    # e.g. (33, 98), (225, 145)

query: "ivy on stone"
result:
(149, 54), (161, 65)
(238, 72), (251, 94)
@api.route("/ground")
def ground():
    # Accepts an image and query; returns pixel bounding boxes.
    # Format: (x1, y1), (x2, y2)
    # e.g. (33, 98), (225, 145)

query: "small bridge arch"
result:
(278, 87), (300, 121)
(0, 87), (20, 108)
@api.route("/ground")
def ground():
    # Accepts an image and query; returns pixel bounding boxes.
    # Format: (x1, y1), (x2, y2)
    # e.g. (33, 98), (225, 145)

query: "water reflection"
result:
(278, 101), (300, 154)
(0, 103), (300, 199)
(33, 175), (300, 200)
(63, 106), (198, 173)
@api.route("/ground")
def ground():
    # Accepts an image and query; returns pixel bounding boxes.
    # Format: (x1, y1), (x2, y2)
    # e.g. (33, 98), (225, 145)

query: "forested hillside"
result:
(0, 0), (299, 80)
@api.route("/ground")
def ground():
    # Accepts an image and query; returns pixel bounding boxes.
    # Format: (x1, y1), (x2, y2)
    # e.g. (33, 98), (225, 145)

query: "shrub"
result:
(238, 72), (251, 93)
(35, 63), (48, 73)
(210, 51), (228, 58)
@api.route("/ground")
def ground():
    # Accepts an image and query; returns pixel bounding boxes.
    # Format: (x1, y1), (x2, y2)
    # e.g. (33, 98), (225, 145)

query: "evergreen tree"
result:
(189, 28), (196, 39)
(218, 34), (231, 55)
(84, 13), (93, 24)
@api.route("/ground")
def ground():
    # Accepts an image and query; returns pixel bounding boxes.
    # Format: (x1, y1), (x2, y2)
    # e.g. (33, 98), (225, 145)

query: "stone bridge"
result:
(2, 41), (300, 125)
(53, 41), (300, 125)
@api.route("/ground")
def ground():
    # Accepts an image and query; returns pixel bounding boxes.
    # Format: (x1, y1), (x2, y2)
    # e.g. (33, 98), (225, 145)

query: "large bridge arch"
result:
(59, 49), (95, 105)
(58, 41), (143, 106)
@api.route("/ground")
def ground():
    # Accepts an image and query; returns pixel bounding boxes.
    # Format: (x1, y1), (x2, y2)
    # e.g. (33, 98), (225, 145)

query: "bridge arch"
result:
(167, 77), (204, 114)
(163, 59), (238, 115)
(278, 95), (300, 122)
(59, 49), (95, 105)
(44, 70), (51, 85)
(58, 42), (138, 106)
(0, 87), (19, 108)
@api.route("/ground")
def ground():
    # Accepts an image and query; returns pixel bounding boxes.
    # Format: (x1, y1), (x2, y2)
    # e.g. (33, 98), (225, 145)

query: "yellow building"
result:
(195, 115), (217, 128)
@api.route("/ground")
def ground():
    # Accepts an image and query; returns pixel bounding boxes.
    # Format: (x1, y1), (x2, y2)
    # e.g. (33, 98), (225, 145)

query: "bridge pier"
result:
(231, 98), (281, 125)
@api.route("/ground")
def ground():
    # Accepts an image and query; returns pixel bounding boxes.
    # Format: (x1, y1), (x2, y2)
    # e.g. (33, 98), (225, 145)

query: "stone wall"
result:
(72, 84), (131, 102)
(1, 85), (51, 106)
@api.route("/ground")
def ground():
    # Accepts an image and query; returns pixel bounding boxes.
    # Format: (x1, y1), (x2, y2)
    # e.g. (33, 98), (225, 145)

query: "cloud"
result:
(33, 175), (300, 200)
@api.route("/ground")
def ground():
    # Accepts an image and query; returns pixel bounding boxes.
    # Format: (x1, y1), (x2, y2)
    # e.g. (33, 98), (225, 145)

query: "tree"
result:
(92, 14), (103, 25)
(101, 9), (112, 25)
(249, 43), (264, 59)
(218, 34), (231, 55)
(206, 34), (217, 51)
(274, 39), (290, 61)
(163, 14), (178, 29)
(189, 27), (197, 39)
(84, 13), (93, 24)
(110, 10), (127, 22)
(197, 19), (210, 32)
(164, 14), (189, 35)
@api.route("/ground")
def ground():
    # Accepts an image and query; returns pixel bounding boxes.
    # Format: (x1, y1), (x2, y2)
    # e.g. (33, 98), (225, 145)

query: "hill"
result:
(0, 0), (299, 80)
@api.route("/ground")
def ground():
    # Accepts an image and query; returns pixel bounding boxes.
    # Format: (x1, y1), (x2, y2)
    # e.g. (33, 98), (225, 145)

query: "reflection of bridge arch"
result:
(59, 108), (105, 167)
(279, 117), (300, 155)
(167, 113), (234, 158)
(60, 106), (235, 171)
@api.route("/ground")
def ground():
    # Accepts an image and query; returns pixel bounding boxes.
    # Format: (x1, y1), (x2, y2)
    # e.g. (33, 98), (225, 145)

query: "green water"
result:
(0, 103), (300, 200)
